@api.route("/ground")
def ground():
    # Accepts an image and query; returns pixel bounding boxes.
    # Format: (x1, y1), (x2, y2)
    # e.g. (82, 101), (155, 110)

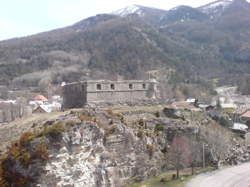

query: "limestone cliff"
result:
(0, 107), (249, 187)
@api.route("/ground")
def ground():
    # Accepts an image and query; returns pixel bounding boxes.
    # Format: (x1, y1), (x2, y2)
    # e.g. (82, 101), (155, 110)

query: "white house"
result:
(231, 123), (248, 131)
(186, 98), (196, 103)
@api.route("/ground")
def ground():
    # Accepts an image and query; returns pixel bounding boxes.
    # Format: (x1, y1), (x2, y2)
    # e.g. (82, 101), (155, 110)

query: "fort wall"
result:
(62, 80), (156, 109)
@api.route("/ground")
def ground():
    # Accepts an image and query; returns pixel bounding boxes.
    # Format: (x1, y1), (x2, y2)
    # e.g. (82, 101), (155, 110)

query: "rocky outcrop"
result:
(36, 114), (167, 187)
(1, 107), (250, 187)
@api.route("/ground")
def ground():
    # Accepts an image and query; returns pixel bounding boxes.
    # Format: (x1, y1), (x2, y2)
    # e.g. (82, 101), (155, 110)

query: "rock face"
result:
(37, 115), (167, 186)
(2, 107), (250, 187)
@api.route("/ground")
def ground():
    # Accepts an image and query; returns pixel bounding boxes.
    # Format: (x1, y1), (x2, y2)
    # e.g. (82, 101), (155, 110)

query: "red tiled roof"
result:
(241, 110), (250, 118)
(34, 95), (48, 101)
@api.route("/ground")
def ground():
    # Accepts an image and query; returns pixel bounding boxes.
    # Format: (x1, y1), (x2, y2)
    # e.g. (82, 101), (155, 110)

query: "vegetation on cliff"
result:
(0, 106), (245, 186)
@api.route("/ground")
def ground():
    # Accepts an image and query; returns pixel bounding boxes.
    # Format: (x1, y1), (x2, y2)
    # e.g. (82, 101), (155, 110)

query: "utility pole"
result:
(203, 143), (205, 168)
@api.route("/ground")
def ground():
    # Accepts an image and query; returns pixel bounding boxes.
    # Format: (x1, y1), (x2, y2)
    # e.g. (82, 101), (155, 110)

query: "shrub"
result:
(0, 134), (50, 186)
(32, 143), (49, 161)
(105, 125), (117, 136)
(106, 109), (114, 115)
(147, 144), (154, 158)
(155, 111), (160, 118)
(8, 142), (21, 158)
(19, 131), (35, 146)
(106, 109), (123, 119)
(154, 124), (164, 132)
(137, 130), (144, 138)
(78, 115), (103, 128)
(66, 120), (77, 126)
(41, 122), (65, 138)
(79, 115), (94, 122)
(18, 152), (31, 165)
(138, 119), (145, 126)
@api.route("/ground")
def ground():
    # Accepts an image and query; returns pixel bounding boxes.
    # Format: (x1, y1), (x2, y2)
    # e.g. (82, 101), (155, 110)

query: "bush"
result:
(105, 125), (117, 136)
(155, 111), (161, 118)
(38, 122), (65, 139)
(147, 144), (154, 158)
(0, 130), (50, 186)
(155, 124), (164, 132)
(138, 119), (145, 126)
(47, 122), (65, 136)
(137, 130), (144, 138)
(66, 120), (77, 126)
(32, 143), (49, 161)
(19, 131), (35, 146)
(78, 115), (103, 128)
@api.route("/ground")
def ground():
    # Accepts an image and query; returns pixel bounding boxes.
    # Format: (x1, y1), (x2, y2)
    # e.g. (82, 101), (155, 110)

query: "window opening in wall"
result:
(97, 84), (102, 90)
(129, 83), (133, 89)
(142, 83), (146, 89)
(111, 84), (115, 90)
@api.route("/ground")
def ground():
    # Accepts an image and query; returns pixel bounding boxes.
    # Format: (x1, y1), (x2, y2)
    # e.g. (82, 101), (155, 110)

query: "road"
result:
(186, 163), (250, 187)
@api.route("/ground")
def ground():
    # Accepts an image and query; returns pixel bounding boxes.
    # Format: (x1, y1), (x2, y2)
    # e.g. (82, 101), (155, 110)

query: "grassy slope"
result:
(0, 110), (69, 153)
(127, 167), (214, 187)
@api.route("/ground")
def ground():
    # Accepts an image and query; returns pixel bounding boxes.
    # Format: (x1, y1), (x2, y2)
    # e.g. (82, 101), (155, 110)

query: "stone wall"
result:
(62, 80), (156, 109)
(62, 82), (87, 109)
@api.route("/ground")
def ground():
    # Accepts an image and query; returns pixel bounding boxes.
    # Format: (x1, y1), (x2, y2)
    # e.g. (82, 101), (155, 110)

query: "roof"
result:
(33, 105), (52, 113)
(63, 79), (155, 86)
(220, 103), (237, 109)
(34, 95), (48, 102)
(232, 123), (248, 131)
(186, 98), (196, 103)
(241, 110), (250, 118)
(0, 100), (16, 104)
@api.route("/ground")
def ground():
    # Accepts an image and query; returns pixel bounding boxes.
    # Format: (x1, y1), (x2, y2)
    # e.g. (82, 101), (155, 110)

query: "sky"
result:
(0, 0), (239, 40)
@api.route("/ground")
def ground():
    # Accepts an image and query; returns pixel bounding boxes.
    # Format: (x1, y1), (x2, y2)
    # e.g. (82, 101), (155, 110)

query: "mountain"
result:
(112, 5), (168, 26)
(72, 14), (119, 31)
(199, 0), (234, 17)
(1, 0), (250, 95)
(160, 6), (209, 24)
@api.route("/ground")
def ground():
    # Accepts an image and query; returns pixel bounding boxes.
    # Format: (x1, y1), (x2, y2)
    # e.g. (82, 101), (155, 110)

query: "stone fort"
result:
(62, 80), (157, 109)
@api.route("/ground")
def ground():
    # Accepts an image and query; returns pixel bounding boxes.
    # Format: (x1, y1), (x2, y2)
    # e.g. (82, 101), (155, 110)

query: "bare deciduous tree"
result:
(200, 125), (230, 169)
(188, 136), (202, 175)
(168, 135), (191, 179)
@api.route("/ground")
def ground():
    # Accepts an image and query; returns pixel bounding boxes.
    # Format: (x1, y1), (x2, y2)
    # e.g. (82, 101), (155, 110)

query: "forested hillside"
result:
(0, 0), (250, 95)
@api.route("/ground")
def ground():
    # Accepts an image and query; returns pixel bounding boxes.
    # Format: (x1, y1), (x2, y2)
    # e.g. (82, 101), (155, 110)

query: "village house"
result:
(231, 122), (248, 132)
(240, 110), (250, 122)
(29, 95), (48, 106)
(30, 94), (61, 113)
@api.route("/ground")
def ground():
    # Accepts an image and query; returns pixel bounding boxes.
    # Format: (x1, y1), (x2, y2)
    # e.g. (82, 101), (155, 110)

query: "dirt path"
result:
(0, 111), (69, 153)
(186, 163), (250, 187)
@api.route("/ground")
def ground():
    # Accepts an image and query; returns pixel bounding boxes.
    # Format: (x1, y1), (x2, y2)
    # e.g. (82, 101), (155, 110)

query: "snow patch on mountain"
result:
(112, 5), (144, 17)
(199, 0), (234, 15)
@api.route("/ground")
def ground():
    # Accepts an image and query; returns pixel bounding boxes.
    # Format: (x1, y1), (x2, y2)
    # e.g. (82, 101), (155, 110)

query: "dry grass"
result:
(109, 105), (165, 113)
(127, 167), (214, 187)
(78, 115), (103, 128)
(0, 111), (69, 153)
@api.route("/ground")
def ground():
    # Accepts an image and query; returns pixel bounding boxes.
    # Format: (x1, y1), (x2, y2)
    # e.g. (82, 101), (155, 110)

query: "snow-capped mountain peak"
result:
(199, 0), (234, 15)
(112, 5), (143, 17)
